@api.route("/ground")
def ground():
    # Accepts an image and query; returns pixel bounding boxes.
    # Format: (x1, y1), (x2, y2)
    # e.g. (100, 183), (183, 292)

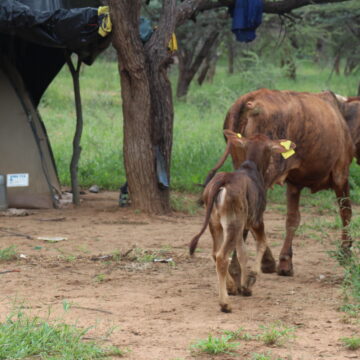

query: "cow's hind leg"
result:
(334, 180), (352, 259)
(278, 183), (302, 276)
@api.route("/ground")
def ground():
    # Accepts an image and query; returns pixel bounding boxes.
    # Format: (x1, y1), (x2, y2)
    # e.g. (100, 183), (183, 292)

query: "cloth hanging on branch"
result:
(230, 0), (263, 43)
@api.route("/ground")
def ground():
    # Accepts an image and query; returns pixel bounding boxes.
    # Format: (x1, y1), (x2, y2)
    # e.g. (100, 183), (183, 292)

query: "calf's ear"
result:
(223, 129), (247, 147)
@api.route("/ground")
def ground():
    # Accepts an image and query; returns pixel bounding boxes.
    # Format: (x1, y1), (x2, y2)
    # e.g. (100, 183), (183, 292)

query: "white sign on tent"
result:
(7, 173), (29, 187)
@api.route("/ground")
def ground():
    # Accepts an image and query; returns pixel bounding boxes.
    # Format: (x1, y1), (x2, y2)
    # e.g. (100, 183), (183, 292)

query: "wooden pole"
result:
(66, 52), (83, 205)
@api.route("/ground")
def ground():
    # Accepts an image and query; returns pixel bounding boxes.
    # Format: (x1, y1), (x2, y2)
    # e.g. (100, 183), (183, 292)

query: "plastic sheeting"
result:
(0, 0), (106, 54)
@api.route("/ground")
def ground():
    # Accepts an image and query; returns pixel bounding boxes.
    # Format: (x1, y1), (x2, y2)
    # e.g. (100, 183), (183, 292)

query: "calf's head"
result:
(223, 129), (296, 177)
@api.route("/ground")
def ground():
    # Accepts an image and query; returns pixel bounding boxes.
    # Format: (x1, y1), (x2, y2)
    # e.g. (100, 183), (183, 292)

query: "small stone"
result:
(319, 274), (326, 280)
(89, 185), (100, 193)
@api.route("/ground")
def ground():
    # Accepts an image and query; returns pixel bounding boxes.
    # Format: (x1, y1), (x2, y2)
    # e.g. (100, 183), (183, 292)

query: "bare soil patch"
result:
(0, 191), (359, 360)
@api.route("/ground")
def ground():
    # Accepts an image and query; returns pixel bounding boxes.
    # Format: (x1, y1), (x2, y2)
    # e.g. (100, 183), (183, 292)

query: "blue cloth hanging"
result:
(230, 0), (263, 43)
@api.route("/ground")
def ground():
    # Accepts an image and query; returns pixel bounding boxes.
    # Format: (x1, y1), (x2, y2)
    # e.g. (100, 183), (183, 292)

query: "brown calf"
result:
(190, 130), (295, 313)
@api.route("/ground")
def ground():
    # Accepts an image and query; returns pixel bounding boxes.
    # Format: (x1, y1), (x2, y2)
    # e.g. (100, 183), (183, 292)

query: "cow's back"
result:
(225, 89), (354, 192)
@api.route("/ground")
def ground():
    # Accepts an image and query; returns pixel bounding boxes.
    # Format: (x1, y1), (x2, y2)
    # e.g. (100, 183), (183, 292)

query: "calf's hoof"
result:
(226, 277), (239, 296)
(227, 285), (239, 296)
(261, 258), (276, 273)
(261, 247), (276, 273)
(277, 256), (294, 276)
(220, 303), (232, 313)
(241, 287), (252, 297)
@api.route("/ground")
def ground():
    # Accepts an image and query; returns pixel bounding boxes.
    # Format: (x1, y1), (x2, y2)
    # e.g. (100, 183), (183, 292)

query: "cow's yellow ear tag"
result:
(280, 140), (295, 159)
(237, 133), (242, 138)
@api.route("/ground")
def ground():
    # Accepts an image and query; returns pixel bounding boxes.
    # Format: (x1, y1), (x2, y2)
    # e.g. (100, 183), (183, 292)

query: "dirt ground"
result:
(0, 191), (359, 360)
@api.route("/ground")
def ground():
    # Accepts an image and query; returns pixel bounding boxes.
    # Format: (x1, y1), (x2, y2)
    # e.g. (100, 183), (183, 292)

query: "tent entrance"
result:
(0, 58), (61, 209)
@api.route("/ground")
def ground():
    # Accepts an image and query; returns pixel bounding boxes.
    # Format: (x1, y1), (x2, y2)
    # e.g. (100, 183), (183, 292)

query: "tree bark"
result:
(226, 33), (235, 74)
(176, 30), (219, 98)
(110, 0), (175, 214)
(198, 39), (220, 85)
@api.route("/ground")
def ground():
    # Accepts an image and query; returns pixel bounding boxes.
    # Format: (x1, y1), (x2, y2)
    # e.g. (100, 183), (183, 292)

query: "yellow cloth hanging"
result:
(168, 33), (178, 52)
(98, 6), (112, 37)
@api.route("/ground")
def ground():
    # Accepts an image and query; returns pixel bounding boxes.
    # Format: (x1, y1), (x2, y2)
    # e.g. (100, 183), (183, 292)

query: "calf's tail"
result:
(189, 174), (228, 255)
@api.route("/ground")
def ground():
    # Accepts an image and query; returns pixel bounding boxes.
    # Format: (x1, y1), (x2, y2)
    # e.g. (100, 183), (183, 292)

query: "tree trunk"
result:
(227, 33), (235, 74)
(110, 0), (175, 214)
(198, 43), (219, 85)
(176, 49), (193, 98)
(66, 53), (83, 206)
(176, 30), (219, 98)
(333, 54), (341, 75)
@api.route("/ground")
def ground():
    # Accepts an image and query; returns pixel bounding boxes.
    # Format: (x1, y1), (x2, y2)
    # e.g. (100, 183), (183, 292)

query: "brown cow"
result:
(190, 130), (296, 312)
(335, 95), (360, 164)
(205, 89), (354, 277)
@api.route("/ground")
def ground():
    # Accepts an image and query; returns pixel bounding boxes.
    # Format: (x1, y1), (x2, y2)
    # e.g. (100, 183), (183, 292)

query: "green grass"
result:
(340, 336), (360, 350)
(0, 311), (124, 359)
(223, 327), (254, 341)
(340, 303), (360, 319)
(257, 322), (296, 346)
(0, 246), (17, 261)
(190, 334), (240, 355)
(251, 352), (287, 360)
(329, 231), (360, 305)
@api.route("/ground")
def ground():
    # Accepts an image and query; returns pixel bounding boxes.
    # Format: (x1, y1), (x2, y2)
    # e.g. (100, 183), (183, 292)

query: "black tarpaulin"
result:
(0, 0), (110, 105)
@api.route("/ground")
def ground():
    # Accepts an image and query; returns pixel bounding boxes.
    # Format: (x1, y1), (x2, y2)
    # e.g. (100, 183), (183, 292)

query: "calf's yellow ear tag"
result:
(280, 140), (295, 159)
(237, 133), (242, 138)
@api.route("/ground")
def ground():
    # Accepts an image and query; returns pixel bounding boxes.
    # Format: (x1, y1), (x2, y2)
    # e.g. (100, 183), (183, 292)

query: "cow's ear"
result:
(271, 139), (296, 159)
(224, 129), (247, 147)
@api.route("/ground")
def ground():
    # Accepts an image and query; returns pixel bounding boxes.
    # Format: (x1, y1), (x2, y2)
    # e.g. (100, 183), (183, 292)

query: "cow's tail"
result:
(190, 174), (227, 255)
(203, 141), (231, 187)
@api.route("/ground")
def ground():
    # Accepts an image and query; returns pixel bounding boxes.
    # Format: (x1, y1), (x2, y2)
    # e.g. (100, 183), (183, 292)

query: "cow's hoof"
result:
(277, 263), (294, 276)
(220, 303), (232, 313)
(277, 267), (294, 276)
(241, 287), (252, 297)
(277, 256), (294, 276)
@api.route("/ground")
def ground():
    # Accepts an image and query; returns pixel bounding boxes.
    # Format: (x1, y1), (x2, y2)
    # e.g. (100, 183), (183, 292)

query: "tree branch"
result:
(195, 0), (353, 15)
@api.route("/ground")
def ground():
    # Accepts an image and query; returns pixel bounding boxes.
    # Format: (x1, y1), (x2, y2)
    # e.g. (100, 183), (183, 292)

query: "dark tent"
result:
(0, 0), (110, 208)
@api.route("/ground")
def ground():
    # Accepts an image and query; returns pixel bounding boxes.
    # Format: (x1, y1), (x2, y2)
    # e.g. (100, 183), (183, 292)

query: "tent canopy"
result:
(0, 0), (110, 208)
(0, 0), (110, 106)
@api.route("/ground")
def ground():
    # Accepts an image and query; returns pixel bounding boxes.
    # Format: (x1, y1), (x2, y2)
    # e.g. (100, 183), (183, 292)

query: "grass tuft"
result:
(340, 336), (360, 350)
(0, 311), (124, 359)
(223, 327), (253, 341)
(190, 334), (240, 355)
(0, 246), (17, 261)
(257, 322), (296, 346)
